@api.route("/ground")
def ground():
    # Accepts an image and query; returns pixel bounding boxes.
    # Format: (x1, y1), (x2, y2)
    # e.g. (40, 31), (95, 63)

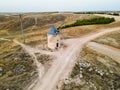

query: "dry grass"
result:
(0, 40), (37, 90)
(62, 25), (100, 39)
(0, 13), (120, 89)
(93, 30), (120, 49)
(61, 47), (120, 90)
(35, 53), (53, 72)
(0, 37), (52, 89)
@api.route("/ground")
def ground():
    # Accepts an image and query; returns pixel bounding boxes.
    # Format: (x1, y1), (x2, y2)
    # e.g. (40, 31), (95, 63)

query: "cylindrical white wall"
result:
(47, 34), (61, 49)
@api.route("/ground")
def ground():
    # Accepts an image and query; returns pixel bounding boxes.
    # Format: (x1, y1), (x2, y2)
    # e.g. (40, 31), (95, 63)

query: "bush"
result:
(107, 13), (119, 16)
(112, 13), (119, 16)
(60, 17), (115, 29)
(74, 12), (106, 14)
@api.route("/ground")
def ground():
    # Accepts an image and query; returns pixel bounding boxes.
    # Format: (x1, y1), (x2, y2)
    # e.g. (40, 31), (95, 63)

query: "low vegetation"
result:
(74, 11), (120, 16)
(35, 53), (52, 71)
(60, 17), (115, 29)
(0, 15), (17, 22)
(0, 13), (120, 90)
(0, 14), (65, 31)
(93, 30), (120, 49)
(0, 40), (37, 90)
(0, 14), (66, 42)
(61, 47), (120, 90)
(74, 12), (107, 14)
(0, 39), (55, 89)
(107, 13), (119, 16)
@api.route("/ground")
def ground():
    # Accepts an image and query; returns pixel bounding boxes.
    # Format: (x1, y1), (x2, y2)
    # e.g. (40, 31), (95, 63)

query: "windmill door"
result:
(56, 43), (59, 48)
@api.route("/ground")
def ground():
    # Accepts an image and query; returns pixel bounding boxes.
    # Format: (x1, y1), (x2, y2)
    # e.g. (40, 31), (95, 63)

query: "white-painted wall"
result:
(47, 34), (61, 49)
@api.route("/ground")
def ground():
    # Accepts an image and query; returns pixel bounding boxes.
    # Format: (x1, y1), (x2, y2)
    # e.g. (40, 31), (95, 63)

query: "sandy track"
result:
(0, 38), (11, 41)
(13, 40), (44, 79)
(32, 27), (120, 90)
(87, 42), (120, 64)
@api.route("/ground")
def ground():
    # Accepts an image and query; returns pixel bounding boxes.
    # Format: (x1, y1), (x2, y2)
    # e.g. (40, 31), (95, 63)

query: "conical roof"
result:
(48, 26), (60, 35)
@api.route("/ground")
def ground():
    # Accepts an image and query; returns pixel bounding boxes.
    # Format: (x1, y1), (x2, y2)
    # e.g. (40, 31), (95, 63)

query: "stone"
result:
(0, 73), (2, 77)
(88, 67), (93, 72)
(81, 85), (90, 90)
(0, 67), (3, 77)
(64, 78), (71, 84)
(80, 68), (83, 70)
(64, 85), (71, 90)
(109, 70), (114, 74)
(14, 65), (25, 74)
(80, 74), (83, 78)
(73, 88), (79, 90)
(0, 67), (3, 71)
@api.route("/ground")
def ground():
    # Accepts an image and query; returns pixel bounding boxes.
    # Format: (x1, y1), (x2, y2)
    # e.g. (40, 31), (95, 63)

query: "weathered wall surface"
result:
(47, 34), (61, 49)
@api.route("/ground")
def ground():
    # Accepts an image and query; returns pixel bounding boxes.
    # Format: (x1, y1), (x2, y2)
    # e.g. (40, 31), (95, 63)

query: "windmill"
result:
(47, 21), (66, 50)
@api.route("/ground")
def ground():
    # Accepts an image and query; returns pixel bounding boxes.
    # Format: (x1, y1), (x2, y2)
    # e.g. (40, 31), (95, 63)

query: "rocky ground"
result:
(62, 46), (120, 90)
(0, 39), (52, 90)
(35, 53), (53, 72)
(0, 41), (37, 90)
(61, 31), (120, 90)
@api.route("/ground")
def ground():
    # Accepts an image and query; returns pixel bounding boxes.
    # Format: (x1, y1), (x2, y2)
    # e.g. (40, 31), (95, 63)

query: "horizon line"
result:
(0, 10), (120, 14)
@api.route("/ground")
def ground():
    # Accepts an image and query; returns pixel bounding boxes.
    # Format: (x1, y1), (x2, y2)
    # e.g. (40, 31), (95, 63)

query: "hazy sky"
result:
(0, 0), (120, 12)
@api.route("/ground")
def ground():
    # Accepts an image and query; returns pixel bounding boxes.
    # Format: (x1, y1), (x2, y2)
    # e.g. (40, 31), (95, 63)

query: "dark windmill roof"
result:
(48, 26), (60, 35)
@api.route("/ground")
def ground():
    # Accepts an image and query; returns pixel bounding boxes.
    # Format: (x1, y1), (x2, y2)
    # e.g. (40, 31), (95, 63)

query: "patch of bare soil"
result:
(35, 53), (53, 72)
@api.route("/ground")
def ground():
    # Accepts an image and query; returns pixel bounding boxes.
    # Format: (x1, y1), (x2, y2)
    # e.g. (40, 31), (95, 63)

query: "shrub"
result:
(112, 13), (119, 16)
(107, 13), (119, 16)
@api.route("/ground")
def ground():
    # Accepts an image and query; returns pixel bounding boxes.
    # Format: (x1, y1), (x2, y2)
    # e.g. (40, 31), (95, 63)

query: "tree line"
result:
(60, 17), (115, 29)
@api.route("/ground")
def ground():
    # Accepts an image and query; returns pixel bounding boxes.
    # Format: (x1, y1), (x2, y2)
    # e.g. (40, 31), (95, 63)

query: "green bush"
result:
(107, 13), (119, 16)
(60, 17), (115, 29)
(112, 13), (119, 16)
(74, 12), (106, 14)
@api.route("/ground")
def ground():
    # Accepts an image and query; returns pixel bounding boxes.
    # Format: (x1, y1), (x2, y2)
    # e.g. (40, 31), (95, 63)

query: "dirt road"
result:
(31, 27), (120, 90)
(0, 38), (11, 41)
(87, 42), (120, 64)
(13, 40), (44, 79)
